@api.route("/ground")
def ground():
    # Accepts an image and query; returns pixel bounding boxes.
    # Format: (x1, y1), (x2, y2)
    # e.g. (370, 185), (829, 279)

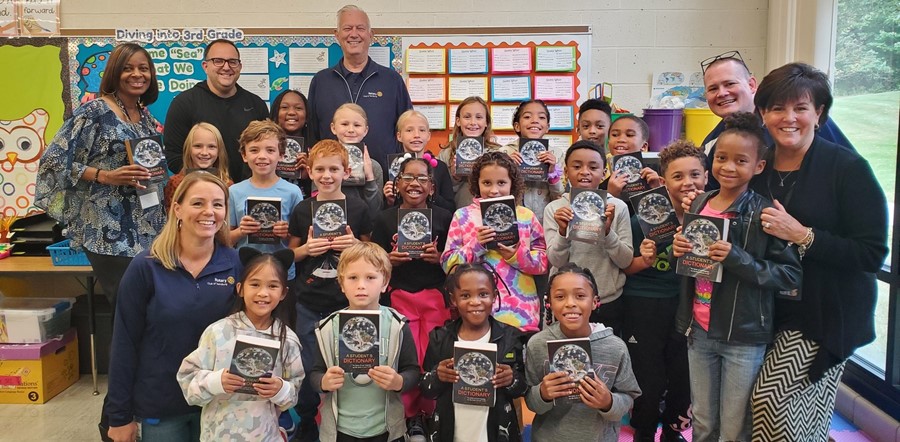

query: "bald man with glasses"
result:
(699, 51), (854, 190)
(164, 38), (269, 182)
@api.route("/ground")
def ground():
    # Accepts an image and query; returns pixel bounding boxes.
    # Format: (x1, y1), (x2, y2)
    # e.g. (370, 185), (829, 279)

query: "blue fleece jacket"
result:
(306, 57), (413, 171)
(106, 244), (242, 427)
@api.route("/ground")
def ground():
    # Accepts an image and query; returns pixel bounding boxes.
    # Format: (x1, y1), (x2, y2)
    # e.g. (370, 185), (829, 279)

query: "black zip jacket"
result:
(421, 317), (527, 442)
(675, 188), (803, 344)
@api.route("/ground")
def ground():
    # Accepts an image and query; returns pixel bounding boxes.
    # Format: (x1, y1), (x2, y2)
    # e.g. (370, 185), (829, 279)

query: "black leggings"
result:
(84, 251), (133, 313)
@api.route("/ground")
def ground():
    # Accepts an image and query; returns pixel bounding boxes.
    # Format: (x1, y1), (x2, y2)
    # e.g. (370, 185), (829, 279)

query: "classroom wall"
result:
(60, 0), (768, 113)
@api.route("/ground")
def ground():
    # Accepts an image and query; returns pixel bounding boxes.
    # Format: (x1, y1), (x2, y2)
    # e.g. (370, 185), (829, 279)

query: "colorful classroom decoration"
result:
(402, 30), (590, 157)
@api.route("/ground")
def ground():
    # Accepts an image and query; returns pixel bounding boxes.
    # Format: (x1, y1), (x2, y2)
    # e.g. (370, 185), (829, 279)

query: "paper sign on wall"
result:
(289, 47), (329, 73)
(449, 48), (488, 74)
(414, 105), (448, 130)
(289, 76), (314, 96)
(491, 47), (532, 73)
(406, 48), (446, 74)
(535, 46), (576, 72)
(448, 77), (488, 102)
(17, 0), (59, 36)
(407, 77), (446, 103)
(547, 105), (574, 130)
(0, 0), (17, 36)
(490, 76), (531, 102)
(490, 105), (518, 130)
(534, 75), (575, 101)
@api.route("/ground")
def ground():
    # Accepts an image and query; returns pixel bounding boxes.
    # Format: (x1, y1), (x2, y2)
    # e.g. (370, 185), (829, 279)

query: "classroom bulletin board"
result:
(400, 33), (592, 159)
(69, 33), (402, 124)
(0, 27), (590, 218)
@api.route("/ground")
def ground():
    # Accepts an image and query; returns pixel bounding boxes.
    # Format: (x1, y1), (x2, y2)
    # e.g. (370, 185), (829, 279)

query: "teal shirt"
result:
(622, 215), (678, 298)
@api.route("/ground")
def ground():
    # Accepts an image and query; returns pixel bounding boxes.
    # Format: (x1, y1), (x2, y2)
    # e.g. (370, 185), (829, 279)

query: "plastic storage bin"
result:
(47, 240), (89, 266)
(0, 297), (75, 343)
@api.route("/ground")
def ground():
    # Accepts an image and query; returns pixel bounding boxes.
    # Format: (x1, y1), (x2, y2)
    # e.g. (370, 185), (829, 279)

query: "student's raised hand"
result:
(305, 226), (331, 257)
(363, 145), (375, 181)
(476, 226), (496, 246)
(540, 371), (577, 402)
(330, 226), (358, 251)
(220, 369), (246, 394)
(238, 215), (261, 236)
(578, 373), (612, 411)
(369, 365), (403, 391)
(641, 167), (662, 188)
(604, 203), (616, 235)
(554, 206), (574, 236)
(108, 422), (138, 442)
(383, 180), (396, 206)
(639, 238), (658, 267)
(681, 190), (700, 213)
(497, 242), (517, 261)
(607, 171), (629, 198)
(508, 151), (523, 165)
(672, 227), (691, 258)
(321, 366), (346, 391)
(492, 363), (514, 388)
(273, 220), (290, 238)
(538, 151), (557, 168)
(421, 240), (441, 265)
(254, 375), (284, 398)
(436, 358), (459, 383)
(707, 240), (732, 262)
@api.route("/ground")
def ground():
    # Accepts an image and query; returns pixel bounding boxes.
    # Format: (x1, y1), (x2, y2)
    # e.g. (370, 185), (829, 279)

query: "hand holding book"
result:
(369, 365), (404, 391)
(539, 371), (578, 402)
(253, 374), (284, 399)
(577, 374), (612, 411)
(221, 369), (246, 394)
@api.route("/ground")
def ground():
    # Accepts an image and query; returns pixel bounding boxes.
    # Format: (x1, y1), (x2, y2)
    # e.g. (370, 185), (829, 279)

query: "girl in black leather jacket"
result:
(672, 113), (802, 442)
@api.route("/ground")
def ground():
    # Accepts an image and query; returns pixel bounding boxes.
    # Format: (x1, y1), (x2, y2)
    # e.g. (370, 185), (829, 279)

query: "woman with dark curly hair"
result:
(441, 151), (548, 333)
(750, 62), (888, 441)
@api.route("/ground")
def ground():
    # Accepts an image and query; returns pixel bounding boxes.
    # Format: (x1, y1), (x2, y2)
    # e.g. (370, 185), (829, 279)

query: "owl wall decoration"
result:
(0, 108), (50, 216)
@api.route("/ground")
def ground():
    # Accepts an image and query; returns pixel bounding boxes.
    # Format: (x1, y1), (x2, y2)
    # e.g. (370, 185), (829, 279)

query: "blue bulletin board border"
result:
(67, 35), (402, 123)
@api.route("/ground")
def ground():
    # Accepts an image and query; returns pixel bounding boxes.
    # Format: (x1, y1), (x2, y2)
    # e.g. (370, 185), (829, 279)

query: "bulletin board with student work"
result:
(67, 31), (403, 124)
(400, 31), (591, 160)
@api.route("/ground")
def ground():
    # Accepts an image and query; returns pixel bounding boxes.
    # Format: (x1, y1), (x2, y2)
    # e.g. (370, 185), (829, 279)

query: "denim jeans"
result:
(687, 325), (765, 442)
(138, 413), (200, 442)
(295, 302), (331, 424)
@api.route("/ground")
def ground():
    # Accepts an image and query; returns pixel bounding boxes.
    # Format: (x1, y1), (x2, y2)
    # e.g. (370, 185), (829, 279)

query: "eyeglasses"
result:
(206, 58), (242, 68)
(398, 174), (431, 184)
(700, 50), (747, 73)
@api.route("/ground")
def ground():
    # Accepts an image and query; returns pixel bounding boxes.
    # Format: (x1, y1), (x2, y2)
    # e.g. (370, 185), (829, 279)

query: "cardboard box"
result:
(0, 328), (78, 403)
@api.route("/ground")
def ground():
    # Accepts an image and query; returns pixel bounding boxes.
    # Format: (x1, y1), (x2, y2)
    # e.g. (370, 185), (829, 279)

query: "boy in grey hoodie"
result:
(524, 264), (641, 442)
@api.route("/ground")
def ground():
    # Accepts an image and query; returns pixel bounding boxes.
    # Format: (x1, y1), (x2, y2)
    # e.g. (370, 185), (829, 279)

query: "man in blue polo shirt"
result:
(306, 5), (413, 172)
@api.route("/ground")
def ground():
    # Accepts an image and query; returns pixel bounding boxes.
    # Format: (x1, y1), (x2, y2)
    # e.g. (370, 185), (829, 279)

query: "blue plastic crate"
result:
(46, 240), (90, 266)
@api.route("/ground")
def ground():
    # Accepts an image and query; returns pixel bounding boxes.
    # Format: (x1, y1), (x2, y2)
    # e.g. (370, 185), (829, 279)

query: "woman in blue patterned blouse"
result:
(35, 43), (166, 308)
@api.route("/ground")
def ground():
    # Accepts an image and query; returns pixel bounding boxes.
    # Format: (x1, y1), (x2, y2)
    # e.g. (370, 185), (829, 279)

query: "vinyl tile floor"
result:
(0, 375), (106, 441)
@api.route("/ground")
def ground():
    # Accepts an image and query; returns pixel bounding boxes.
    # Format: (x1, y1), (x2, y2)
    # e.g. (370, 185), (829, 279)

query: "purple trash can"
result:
(642, 108), (684, 152)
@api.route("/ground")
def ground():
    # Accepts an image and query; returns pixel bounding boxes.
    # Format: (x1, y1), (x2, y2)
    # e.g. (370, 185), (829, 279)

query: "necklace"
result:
(113, 93), (140, 124)
(776, 170), (796, 187)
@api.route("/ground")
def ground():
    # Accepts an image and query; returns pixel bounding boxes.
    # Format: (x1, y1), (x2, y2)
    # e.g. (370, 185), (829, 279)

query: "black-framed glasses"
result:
(700, 50), (747, 73)
(206, 58), (242, 68)
(398, 174), (430, 184)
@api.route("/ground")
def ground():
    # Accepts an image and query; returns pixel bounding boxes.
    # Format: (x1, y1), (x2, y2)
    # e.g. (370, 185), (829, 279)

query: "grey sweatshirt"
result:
(543, 194), (634, 304)
(525, 322), (641, 442)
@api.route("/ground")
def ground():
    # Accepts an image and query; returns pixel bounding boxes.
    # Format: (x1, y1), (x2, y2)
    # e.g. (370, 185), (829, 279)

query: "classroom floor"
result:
(0, 375), (876, 442)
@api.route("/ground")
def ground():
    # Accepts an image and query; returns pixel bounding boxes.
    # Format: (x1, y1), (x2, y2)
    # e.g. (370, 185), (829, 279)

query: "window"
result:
(830, 0), (898, 376)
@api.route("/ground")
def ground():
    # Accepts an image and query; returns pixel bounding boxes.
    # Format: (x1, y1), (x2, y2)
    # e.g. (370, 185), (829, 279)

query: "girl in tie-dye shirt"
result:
(441, 151), (548, 333)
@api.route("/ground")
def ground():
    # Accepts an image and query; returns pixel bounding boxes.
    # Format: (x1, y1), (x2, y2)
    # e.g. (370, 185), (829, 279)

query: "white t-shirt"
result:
(453, 330), (491, 442)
